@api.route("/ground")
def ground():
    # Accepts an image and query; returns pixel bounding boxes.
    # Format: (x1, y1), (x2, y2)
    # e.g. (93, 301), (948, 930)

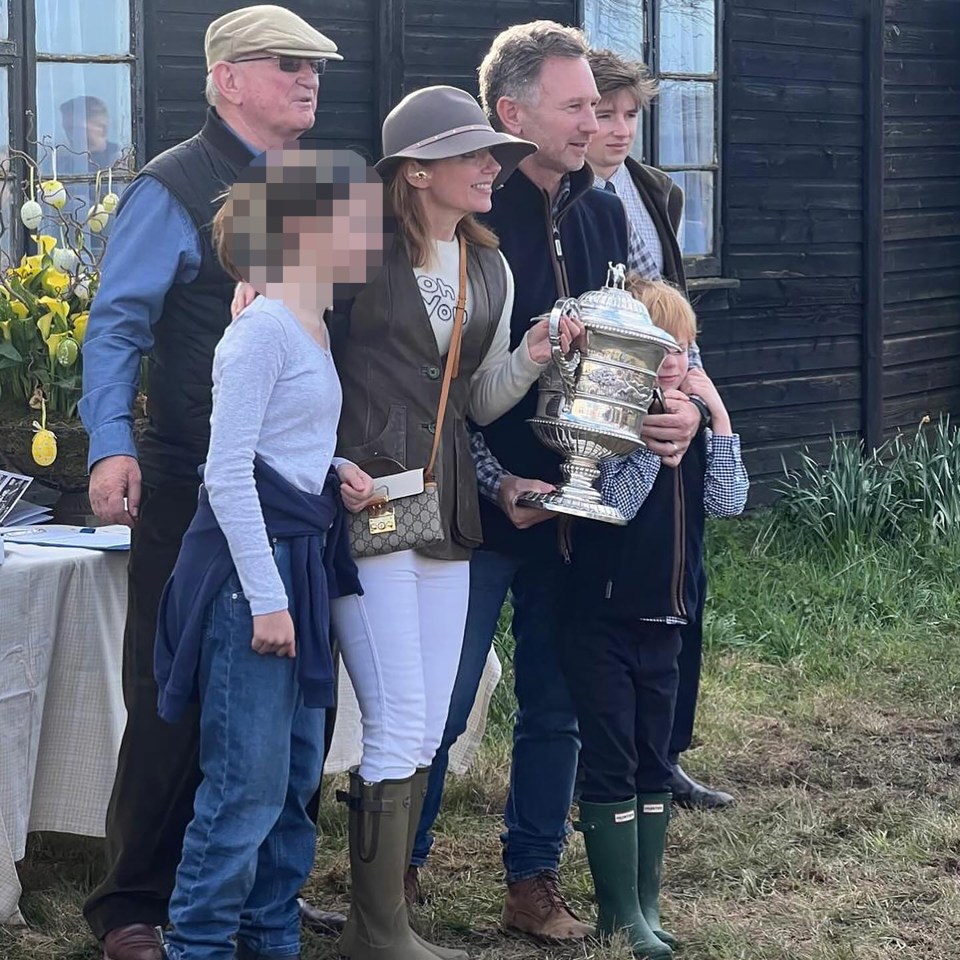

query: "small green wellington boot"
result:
(405, 767), (468, 960)
(575, 798), (672, 960)
(636, 793), (676, 948)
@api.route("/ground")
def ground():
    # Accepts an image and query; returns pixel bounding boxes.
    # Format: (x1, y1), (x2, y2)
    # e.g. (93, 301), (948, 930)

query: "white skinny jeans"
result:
(331, 549), (469, 783)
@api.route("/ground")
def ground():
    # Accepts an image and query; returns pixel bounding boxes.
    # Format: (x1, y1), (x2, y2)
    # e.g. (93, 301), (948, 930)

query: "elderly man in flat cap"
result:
(79, 7), (345, 959)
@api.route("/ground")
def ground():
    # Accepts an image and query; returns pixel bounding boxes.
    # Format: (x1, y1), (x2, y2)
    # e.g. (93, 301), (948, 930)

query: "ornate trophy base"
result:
(517, 487), (628, 525)
(516, 418), (632, 525)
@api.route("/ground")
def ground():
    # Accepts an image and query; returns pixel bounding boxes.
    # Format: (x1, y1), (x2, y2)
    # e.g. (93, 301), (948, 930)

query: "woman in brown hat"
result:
(328, 86), (580, 960)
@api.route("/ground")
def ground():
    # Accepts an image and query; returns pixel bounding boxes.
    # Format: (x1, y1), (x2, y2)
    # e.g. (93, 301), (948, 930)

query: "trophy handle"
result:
(548, 298), (581, 401)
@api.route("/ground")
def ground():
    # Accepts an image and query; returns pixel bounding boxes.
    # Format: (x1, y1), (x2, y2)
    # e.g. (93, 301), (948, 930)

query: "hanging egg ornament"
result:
(31, 421), (58, 466)
(73, 277), (91, 301)
(102, 192), (120, 214)
(87, 204), (110, 234)
(20, 199), (43, 230)
(41, 179), (67, 209)
(56, 336), (79, 367)
(52, 246), (79, 272)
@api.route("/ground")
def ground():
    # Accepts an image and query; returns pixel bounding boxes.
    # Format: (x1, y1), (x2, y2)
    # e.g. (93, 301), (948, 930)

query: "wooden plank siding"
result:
(696, 0), (868, 500)
(881, 0), (960, 436)
(145, 1), (382, 160)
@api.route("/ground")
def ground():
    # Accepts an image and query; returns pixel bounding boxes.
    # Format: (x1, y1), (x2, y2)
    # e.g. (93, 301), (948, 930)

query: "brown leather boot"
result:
(501, 871), (593, 942)
(102, 924), (163, 960)
(404, 864), (422, 907)
(297, 898), (347, 935)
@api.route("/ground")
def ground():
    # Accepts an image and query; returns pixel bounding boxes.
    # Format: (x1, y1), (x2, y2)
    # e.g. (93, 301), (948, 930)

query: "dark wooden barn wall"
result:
(880, 0), (960, 437)
(145, 1), (580, 161)
(695, 0), (868, 503)
(145, 1), (381, 160)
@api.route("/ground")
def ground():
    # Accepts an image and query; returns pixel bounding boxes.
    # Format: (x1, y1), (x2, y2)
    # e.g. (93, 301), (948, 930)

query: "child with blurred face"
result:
(156, 150), (382, 960)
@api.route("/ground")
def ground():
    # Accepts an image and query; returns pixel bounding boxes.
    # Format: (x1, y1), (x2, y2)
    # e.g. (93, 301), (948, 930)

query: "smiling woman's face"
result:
(418, 149), (502, 216)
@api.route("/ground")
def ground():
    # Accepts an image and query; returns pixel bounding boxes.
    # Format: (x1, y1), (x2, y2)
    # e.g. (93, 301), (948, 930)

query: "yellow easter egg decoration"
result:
(20, 199), (43, 230)
(102, 192), (120, 213)
(87, 204), (109, 234)
(40, 179), (67, 209)
(32, 427), (58, 466)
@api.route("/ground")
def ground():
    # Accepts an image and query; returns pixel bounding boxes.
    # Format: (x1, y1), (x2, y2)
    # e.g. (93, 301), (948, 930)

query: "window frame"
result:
(580, 0), (724, 277)
(2, 0), (143, 256)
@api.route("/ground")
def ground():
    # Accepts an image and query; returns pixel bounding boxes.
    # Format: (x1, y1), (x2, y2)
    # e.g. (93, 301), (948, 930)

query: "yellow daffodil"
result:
(46, 330), (68, 360)
(40, 268), (70, 296)
(72, 311), (90, 343)
(14, 254), (43, 280)
(32, 234), (57, 256)
(36, 296), (70, 340)
(10, 300), (29, 319)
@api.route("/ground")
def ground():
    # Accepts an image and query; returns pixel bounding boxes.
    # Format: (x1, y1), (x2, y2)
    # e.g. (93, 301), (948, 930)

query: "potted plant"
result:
(0, 146), (140, 521)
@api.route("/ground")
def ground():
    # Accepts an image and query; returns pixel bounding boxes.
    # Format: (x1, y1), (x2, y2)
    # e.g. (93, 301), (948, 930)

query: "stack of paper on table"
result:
(1, 524), (131, 551)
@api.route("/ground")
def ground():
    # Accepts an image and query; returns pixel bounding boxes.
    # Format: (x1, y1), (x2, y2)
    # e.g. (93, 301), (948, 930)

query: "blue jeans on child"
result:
(411, 548), (580, 882)
(164, 539), (326, 960)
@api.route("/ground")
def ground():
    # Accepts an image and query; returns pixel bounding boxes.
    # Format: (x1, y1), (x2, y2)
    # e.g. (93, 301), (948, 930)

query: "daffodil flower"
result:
(40, 268), (70, 296)
(72, 311), (90, 343)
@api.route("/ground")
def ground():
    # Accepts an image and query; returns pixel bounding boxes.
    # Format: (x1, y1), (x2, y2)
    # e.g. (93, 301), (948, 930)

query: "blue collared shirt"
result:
(79, 123), (258, 470)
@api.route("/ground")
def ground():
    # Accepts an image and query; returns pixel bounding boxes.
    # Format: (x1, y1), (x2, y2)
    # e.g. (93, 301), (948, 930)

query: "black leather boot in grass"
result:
(636, 793), (676, 948)
(575, 798), (672, 960)
(336, 771), (441, 960)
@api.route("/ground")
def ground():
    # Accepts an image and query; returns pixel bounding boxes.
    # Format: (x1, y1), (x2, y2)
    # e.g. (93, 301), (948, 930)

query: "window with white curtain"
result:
(0, 1), (139, 253)
(583, 0), (721, 276)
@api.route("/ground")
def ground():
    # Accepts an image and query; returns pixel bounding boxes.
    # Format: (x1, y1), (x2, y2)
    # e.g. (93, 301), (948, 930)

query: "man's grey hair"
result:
(205, 72), (220, 106)
(479, 20), (590, 130)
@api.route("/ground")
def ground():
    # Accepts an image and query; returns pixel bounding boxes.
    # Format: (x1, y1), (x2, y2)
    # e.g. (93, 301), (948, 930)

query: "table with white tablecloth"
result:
(0, 538), (502, 926)
(0, 540), (128, 925)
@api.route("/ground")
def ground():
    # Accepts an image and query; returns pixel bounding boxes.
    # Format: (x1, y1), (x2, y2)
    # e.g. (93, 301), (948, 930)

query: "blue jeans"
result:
(412, 548), (580, 883)
(164, 540), (326, 960)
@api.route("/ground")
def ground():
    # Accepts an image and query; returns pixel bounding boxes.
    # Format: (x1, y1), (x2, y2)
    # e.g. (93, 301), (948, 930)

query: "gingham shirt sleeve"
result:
(687, 340), (703, 370)
(626, 222), (661, 281)
(704, 431), (749, 517)
(470, 428), (505, 503)
(599, 447), (662, 521)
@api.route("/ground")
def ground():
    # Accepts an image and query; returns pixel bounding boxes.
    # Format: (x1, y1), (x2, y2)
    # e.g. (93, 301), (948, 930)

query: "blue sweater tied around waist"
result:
(154, 456), (362, 724)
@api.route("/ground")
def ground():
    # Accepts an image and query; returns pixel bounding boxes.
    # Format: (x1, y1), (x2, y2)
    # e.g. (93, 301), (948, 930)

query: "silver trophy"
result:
(517, 263), (680, 525)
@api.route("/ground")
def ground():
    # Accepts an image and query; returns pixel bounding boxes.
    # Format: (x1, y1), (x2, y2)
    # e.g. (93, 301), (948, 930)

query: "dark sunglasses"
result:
(233, 55), (327, 76)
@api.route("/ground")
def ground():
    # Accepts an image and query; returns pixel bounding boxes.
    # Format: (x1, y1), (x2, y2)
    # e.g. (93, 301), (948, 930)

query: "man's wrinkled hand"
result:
(88, 455), (141, 527)
(497, 474), (557, 529)
(642, 388), (699, 464)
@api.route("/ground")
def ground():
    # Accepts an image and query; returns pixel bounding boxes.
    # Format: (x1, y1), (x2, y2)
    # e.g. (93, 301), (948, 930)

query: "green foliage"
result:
(774, 416), (960, 558)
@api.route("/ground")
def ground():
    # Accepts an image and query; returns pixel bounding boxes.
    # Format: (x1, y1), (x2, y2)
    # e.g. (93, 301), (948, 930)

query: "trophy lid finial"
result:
(606, 262), (627, 289)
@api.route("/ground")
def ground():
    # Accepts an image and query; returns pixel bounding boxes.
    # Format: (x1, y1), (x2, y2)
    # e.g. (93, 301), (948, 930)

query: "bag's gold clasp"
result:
(368, 491), (396, 535)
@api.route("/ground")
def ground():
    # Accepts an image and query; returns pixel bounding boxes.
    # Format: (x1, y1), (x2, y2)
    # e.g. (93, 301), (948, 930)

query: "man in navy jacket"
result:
(405, 20), (703, 941)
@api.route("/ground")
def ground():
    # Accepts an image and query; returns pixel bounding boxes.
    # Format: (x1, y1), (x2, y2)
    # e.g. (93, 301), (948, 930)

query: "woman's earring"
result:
(413, 171), (429, 181)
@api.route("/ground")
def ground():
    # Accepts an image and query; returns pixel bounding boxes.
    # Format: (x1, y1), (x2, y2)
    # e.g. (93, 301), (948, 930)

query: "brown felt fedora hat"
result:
(376, 85), (536, 189)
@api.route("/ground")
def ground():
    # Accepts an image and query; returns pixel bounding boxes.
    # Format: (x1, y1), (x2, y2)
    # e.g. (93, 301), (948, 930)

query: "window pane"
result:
(658, 80), (715, 166)
(670, 171), (714, 255)
(36, 0), (130, 55)
(36, 63), (132, 176)
(660, 0), (715, 75)
(0, 0), (8, 41)
(0, 67), (9, 257)
(583, 0), (644, 62)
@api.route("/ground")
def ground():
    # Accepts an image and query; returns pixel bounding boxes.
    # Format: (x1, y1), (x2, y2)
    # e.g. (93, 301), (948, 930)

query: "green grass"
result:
(5, 511), (960, 959)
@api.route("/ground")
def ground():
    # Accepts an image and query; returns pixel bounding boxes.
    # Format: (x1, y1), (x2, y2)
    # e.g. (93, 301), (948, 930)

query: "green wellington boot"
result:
(336, 771), (438, 960)
(404, 767), (468, 960)
(575, 798), (672, 960)
(636, 793), (676, 948)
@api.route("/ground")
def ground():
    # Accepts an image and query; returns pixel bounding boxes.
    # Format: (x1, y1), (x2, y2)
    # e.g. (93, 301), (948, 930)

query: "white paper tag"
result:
(376, 468), (425, 502)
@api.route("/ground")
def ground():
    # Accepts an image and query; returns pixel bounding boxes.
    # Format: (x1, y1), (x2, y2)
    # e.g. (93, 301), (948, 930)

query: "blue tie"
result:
(604, 180), (617, 195)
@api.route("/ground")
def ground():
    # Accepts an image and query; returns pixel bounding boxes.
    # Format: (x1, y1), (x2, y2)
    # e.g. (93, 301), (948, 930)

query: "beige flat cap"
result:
(205, 4), (343, 70)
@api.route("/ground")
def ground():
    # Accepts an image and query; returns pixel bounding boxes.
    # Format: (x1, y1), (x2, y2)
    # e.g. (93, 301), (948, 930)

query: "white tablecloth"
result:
(0, 541), (128, 925)
(0, 539), (502, 926)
